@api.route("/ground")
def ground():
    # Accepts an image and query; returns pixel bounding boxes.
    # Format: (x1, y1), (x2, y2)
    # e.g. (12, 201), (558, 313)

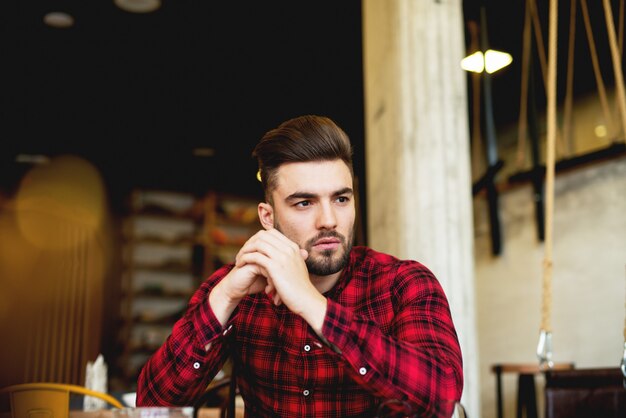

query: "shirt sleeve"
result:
(320, 262), (463, 417)
(136, 265), (236, 407)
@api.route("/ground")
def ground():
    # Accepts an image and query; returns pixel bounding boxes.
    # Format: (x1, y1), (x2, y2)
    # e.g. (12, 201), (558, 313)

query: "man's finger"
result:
(273, 292), (282, 306)
(236, 230), (285, 266)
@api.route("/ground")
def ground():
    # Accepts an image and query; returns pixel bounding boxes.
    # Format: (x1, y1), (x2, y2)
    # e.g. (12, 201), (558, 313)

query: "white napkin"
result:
(84, 354), (108, 410)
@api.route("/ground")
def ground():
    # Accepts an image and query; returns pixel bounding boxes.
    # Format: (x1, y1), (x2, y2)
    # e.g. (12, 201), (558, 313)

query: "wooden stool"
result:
(491, 363), (575, 418)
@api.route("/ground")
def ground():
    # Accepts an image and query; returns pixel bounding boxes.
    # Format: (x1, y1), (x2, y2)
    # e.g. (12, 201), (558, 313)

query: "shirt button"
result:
(223, 325), (233, 336)
(193, 362), (201, 370)
(304, 344), (311, 352)
(302, 389), (310, 396)
(359, 367), (367, 375)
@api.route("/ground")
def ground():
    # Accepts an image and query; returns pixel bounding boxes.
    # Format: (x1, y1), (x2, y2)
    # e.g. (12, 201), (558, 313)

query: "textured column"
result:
(362, 0), (479, 415)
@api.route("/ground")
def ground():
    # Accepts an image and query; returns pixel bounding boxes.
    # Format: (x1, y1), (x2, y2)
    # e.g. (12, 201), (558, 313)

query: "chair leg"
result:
(495, 368), (504, 418)
(517, 374), (538, 418)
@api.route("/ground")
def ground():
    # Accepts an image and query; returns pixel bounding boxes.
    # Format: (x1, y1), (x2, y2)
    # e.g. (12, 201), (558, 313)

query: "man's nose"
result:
(316, 202), (337, 229)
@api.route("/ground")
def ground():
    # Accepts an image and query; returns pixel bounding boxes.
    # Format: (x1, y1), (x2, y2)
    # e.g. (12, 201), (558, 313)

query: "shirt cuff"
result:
(190, 294), (235, 349)
(320, 299), (354, 354)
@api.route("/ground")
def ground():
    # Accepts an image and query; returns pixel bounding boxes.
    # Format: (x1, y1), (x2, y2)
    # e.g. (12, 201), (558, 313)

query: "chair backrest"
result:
(544, 367), (626, 418)
(194, 378), (236, 418)
(0, 382), (123, 418)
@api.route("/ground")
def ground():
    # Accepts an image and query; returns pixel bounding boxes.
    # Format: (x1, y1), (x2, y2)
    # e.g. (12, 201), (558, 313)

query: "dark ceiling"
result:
(1, 0), (619, 211)
(1, 0), (365, 208)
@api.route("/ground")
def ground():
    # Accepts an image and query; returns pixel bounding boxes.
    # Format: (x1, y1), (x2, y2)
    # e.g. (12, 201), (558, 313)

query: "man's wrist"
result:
(209, 279), (240, 327)
(300, 294), (328, 336)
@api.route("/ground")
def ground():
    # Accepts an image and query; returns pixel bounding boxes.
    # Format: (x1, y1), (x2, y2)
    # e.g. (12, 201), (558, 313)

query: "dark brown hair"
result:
(253, 115), (353, 201)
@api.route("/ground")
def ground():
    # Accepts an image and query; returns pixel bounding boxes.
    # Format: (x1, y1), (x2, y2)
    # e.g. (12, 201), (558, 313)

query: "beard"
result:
(274, 221), (354, 276)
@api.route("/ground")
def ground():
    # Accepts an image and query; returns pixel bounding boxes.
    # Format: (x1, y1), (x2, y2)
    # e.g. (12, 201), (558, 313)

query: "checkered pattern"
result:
(137, 247), (463, 417)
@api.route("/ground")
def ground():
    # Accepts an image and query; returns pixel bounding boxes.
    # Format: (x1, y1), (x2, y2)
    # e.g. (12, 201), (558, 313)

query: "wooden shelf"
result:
(124, 262), (194, 273)
(201, 192), (259, 278)
(114, 189), (259, 389)
(125, 291), (193, 299)
(116, 189), (202, 389)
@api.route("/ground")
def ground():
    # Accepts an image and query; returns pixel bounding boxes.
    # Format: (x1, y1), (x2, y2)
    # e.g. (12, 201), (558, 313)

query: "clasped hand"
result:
(223, 228), (320, 316)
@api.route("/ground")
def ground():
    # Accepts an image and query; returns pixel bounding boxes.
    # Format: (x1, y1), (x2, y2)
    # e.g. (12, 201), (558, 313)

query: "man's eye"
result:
(295, 200), (310, 207)
(336, 196), (349, 203)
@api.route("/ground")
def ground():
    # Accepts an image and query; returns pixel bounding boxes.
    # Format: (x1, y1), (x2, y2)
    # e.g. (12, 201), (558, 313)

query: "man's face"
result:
(265, 159), (355, 277)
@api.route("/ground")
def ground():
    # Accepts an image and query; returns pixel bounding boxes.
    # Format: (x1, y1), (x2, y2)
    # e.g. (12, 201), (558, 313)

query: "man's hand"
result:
(235, 229), (312, 310)
(209, 261), (270, 327)
(209, 228), (328, 334)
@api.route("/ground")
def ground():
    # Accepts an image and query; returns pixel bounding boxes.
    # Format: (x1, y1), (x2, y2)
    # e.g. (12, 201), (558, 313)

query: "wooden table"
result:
(491, 362), (575, 418)
(197, 407), (244, 418)
(1, 407), (244, 418)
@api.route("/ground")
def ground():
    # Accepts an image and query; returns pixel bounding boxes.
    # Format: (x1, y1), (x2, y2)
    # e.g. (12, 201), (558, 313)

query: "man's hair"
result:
(252, 115), (353, 202)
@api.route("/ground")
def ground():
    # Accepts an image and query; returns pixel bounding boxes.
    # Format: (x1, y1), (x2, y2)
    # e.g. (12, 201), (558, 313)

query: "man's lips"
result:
(312, 237), (341, 250)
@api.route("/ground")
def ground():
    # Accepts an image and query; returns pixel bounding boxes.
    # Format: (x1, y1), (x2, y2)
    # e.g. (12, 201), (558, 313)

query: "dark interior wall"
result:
(1, 1), (366, 221)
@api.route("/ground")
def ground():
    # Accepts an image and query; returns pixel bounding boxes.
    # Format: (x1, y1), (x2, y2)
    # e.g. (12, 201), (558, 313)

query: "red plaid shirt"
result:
(137, 247), (463, 417)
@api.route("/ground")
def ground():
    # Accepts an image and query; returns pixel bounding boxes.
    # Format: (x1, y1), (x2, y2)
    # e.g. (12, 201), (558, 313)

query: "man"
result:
(137, 115), (463, 417)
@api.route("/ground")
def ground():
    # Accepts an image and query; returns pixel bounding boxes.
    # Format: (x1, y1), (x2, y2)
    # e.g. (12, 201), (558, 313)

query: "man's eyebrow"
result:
(332, 187), (353, 197)
(285, 192), (317, 202)
(285, 187), (353, 202)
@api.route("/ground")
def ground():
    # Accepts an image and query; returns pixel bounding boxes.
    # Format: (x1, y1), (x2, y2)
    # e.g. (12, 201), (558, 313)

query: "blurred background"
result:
(1, 1), (625, 418)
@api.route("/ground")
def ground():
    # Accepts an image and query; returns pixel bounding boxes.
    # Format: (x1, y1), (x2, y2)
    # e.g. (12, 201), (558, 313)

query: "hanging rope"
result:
(516, 0), (533, 168)
(614, 0), (625, 139)
(562, 0), (577, 155)
(581, 0), (615, 137)
(537, 0), (558, 370)
(467, 20), (485, 181)
(619, 0), (625, 54)
(527, 0), (567, 156)
(603, 0), (626, 137)
(528, 0), (548, 88)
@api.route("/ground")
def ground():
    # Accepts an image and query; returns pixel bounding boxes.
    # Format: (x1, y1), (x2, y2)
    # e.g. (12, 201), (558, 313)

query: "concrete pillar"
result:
(362, 0), (479, 415)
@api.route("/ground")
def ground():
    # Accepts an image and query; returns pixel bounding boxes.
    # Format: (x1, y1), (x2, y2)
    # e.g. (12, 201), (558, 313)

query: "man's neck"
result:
(309, 270), (343, 295)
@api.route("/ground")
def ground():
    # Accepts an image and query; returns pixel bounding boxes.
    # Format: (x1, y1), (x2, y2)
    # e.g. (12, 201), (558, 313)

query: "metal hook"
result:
(536, 329), (554, 369)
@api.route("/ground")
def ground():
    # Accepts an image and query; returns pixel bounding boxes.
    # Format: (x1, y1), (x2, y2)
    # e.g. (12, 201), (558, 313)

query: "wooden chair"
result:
(193, 377), (238, 418)
(0, 382), (123, 418)
(544, 367), (626, 418)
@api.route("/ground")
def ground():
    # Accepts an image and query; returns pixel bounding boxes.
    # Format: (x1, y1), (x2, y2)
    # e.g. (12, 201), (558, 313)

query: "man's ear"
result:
(258, 202), (274, 230)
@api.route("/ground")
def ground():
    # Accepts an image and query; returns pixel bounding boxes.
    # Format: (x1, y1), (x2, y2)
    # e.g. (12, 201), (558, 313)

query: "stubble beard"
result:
(274, 221), (354, 276)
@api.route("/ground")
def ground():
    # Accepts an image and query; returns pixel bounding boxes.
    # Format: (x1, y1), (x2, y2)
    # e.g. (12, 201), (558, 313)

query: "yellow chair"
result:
(0, 383), (123, 418)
